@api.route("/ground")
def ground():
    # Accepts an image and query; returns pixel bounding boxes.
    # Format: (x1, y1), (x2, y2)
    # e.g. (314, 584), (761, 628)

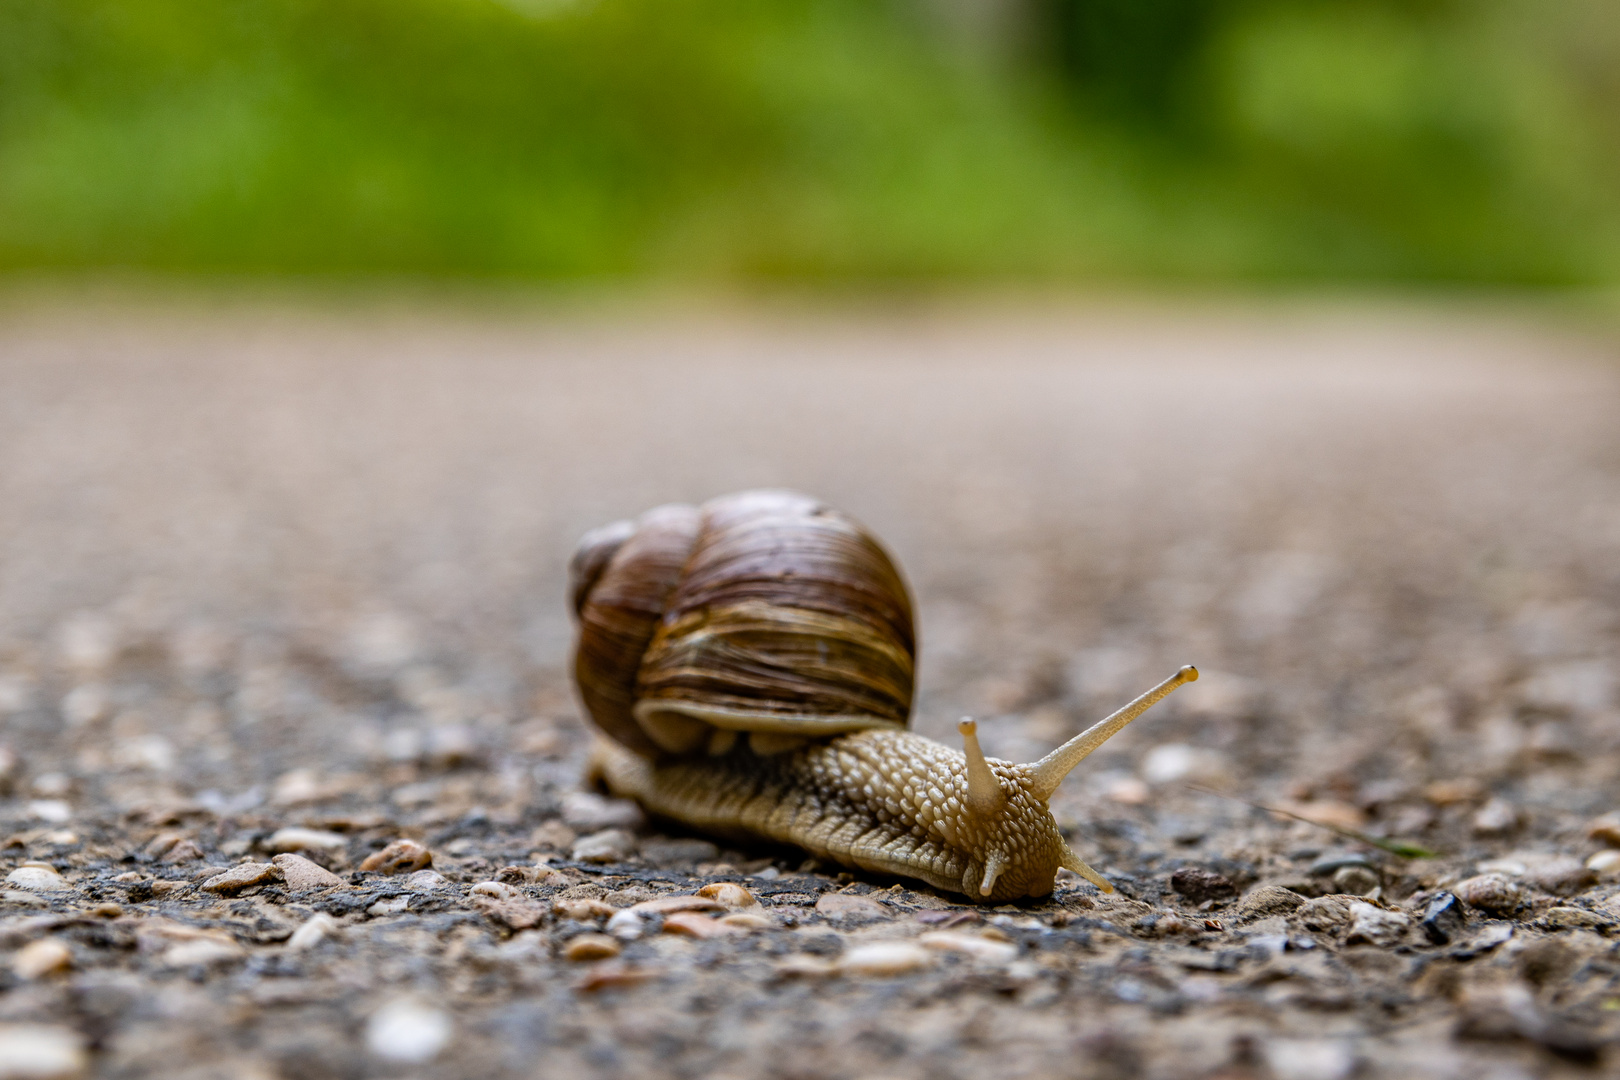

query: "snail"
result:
(570, 490), (1196, 903)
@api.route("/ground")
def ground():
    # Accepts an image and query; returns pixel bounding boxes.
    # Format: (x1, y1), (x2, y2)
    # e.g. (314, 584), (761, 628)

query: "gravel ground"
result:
(2, 296), (1620, 1080)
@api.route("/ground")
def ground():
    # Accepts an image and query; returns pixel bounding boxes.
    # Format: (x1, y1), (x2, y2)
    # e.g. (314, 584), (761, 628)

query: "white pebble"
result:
(365, 998), (452, 1063)
(5, 867), (70, 893)
(366, 897), (411, 917)
(404, 869), (448, 890)
(0, 1024), (87, 1079)
(161, 938), (245, 968)
(1586, 850), (1620, 878)
(606, 909), (645, 940)
(265, 827), (347, 852)
(25, 802), (71, 825)
(1346, 902), (1411, 947)
(838, 942), (934, 976)
(469, 881), (518, 900)
(918, 930), (1018, 964)
(10, 940), (71, 980)
(1263, 1038), (1357, 1080)
(286, 914), (339, 952)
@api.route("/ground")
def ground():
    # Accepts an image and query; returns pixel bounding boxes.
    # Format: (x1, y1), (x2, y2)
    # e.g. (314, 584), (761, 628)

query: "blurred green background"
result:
(1, 0), (1617, 283)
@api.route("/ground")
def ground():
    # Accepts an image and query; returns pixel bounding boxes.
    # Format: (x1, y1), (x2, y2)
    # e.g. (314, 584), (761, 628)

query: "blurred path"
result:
(0, 298), (1617, 774)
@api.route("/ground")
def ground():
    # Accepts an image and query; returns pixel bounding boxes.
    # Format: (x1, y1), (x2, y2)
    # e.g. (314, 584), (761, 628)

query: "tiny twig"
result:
(1185, 784), (1442, 860)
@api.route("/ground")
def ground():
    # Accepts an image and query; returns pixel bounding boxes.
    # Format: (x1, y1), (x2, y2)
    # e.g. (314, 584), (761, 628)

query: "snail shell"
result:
(570, 490), (915, 759)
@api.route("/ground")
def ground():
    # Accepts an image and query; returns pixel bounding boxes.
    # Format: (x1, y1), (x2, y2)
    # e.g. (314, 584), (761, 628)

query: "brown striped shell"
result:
(569, 490), (916, 758)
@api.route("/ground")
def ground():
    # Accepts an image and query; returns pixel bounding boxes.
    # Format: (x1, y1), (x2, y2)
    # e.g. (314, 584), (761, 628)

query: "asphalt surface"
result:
(1, 295), (1618, 1080)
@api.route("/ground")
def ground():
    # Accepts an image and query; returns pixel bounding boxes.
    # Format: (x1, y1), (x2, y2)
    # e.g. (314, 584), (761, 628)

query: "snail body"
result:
(571, 490), (1195, 903)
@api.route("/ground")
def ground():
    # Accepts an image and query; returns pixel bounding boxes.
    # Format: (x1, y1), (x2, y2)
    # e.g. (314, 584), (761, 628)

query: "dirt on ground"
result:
(1, 297), (1619, 1080)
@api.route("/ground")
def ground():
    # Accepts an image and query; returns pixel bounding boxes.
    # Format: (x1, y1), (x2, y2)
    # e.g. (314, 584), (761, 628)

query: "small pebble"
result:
(1295, 895), (1356, 932)
(628, 895), (722, 915)
(719, 912), (775, 930)
(605, 909), (645, 940)
(5, 867), (70, 893)
(271, 853), (344, 891)
(838, 942), (934, 976)
(1419, 892), (1466, 945)
(1586, 850), (1620, 878)
(814, 893), (889, 920)
(161, 938), (245, 967)
(0, 1024), (87, 1079)
(1345, 902), (1410, 947)
(265, 827), (347, 853)
(571, 828), (637, 863)
(661, 911), (741, 939)
(775, 955), (838, 977)
(576, 963), (662, 992)
(404, 869), (448, 890)
(469, 880), (519, 900)
(365, 998), (452, 1064)
(158, 840), (203, 863)
(359, 839), (432, 875)
(563, 933), (622, 961)
(10, 939), (72, 980)
(696, 882), (758, 910)
(471, 893), (547, 930)
(286, 913), (340, 952)
(200, 862), (277, 895)
(918, 930), (1018, 963)
(554, 897), (617, 921)
(1541, 906), (1611, 932)
(1455, 873), (1527, 915)
(1232, 886), (1306, 923)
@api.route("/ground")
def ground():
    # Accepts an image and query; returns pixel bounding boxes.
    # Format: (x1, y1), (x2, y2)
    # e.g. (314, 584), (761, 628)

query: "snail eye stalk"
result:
(1027, 666), (1198, 802)
(957, 718), (1006, 818)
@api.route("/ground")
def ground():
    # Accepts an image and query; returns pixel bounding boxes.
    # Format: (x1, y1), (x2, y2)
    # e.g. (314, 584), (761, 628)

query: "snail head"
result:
(954, 665), (1199, 897)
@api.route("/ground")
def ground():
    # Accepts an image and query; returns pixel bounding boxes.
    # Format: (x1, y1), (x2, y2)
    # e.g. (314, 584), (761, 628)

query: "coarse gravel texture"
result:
(2, 296), (1620, 1080)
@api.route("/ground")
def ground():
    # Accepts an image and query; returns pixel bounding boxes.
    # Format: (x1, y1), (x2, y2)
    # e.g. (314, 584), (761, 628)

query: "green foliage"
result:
(0, 0), (1615, 282)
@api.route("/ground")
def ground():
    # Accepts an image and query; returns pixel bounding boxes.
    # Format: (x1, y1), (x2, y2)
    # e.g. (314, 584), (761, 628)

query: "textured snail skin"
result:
(591, 664), (1200, 903)
(594, 730), (1069, 903)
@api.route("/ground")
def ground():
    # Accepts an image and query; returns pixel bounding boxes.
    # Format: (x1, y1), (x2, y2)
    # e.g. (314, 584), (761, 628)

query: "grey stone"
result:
(272, 853), (345, 890)
(1419, 892), (1466, 945)
(200, 862), (278, 895)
